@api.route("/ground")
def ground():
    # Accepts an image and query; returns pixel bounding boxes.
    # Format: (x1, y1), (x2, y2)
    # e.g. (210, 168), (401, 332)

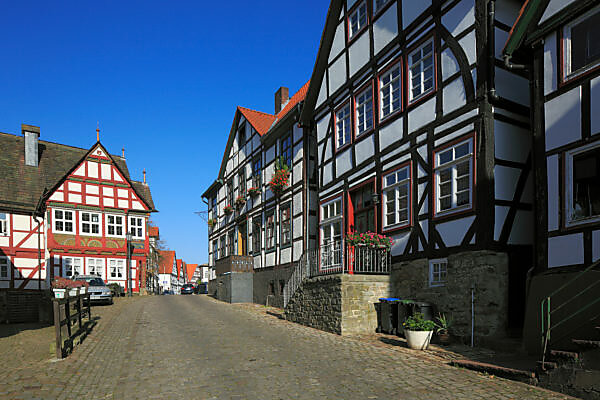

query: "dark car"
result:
(195, 283), (208, 294)
(181, 283), (194, 295)
(162, 289), (174, 295)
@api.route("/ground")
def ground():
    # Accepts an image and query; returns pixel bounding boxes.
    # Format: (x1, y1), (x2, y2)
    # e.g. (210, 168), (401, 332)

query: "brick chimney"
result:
(275, 87), (289, 114)
(21, 124), (40, 167)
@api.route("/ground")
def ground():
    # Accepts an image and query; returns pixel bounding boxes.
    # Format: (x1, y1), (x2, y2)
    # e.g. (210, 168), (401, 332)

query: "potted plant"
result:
(207, 218), (217, 228)
(235, 195), (246, 208)
(51, 277), (89, 298)
(402, 312), (435, 350)
(345, 231), (394, 249)
(269, 156), (290, 196)
(434, 313), (452, 345)
(223, 205), (234, 215)
(247, 187), (261, 197)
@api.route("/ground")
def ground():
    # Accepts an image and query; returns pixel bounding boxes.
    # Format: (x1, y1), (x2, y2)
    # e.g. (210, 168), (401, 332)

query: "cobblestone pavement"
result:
(0, 296), (574, 399)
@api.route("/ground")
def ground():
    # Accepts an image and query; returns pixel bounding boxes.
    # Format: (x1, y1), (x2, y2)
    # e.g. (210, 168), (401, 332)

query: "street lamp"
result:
(126, 232), (132, 297)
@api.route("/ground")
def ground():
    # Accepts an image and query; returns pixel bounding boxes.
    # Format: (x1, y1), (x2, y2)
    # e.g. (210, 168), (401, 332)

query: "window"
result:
(227, 230), (235, 256)
(429, 259), (447, 287)
(238, 124), (246, 147)
(53, 209), (74, 233)
(106, 214), (125, 237)
(252, 216), (262, 254)
(379, 62), (402, 120)
(266, 209), (275, 250)
(281, 134), (292, 168)
(335, 103), (351, 149)
(435, 138), (473, 215)
(212, 240), (218, 261)
(219, 236), (226, 259)
(80, 211), (100, 235)
(0, 213), (7, 235)
(227, 180), (234, 207)
(564, 7), (600, 79)
(320, 197), (343, 269)
(129, 216), (145, 239)
(252, 157), (262, 188)
(383, 166), (411, 229)
(109, 259), (124, 279)
(280, 204), (291, 247)
(238, 170), (246, 197)
(349, 1), (367, 39)
(355, 85), (373, 136)
(566, 142), (600, 226)
(87, 258), (104, 278)
(64, 257), (82, 278)
(211, 196), (217, 211)
(279, 280), (285, 296)
(373, 0), (391, 14)
(0, 257), (8, 279)
(408, 39), (435, 102)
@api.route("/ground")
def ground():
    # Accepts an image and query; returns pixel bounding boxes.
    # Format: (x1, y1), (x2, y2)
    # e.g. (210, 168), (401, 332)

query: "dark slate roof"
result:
(0, 131), (155, 213)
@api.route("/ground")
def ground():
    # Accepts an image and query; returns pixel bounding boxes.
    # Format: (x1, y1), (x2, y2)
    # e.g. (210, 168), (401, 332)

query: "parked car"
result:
(195, 283), (208, 294)
(162, 289), (174, 295)
(181, 283), (194, 295)
(74, 275), (113, 305)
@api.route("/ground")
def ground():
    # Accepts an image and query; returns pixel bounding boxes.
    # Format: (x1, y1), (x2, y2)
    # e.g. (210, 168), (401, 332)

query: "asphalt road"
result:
(0, 295), (571, 399)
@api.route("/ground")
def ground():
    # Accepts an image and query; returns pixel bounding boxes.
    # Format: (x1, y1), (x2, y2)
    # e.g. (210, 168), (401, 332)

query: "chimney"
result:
(21, 124), (40, 167)
(275, 86), (289, 114)
(122, 147), (125, 158)
(143, 168), (146, 184)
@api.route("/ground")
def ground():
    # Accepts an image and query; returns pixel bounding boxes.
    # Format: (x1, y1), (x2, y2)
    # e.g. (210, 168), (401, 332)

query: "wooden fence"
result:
(52, 293), (92, 359)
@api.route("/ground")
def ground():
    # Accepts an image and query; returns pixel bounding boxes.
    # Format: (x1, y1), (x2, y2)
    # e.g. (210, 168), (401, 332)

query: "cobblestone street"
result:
(0, 296), (573, 399)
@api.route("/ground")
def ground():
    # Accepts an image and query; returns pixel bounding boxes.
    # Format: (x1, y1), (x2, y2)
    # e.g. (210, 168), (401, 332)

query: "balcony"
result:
(306, 241), (391, 276)
(215, 255), (253, 275)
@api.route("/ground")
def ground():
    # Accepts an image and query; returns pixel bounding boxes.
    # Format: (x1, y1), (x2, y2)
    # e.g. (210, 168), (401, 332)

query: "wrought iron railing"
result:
(540, 259), (600, 368)
(283, 241), (391, 307)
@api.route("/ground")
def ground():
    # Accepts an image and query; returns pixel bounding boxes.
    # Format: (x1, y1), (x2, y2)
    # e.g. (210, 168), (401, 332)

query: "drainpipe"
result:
(487, 0), (500, 103)
(32, 189), (47, 291)
(471, 284), (475, 347)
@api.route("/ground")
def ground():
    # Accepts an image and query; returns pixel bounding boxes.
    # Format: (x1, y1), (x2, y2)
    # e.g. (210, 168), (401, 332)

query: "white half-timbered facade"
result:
(299, 0), (535, 335)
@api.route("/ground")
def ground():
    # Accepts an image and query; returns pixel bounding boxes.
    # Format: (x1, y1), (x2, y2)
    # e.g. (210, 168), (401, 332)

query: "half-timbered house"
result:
(202, 82), (313, 306)
(295, 0), (535, 338)
(502, 0), (600, 352)
(158, 250), (177, 293)
(0, 124), (156, 294)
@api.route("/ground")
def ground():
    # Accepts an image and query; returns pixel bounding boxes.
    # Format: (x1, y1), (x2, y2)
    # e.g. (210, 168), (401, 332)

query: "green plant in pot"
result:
(434, 313), (453, 345)
(403, 312), (435, 350)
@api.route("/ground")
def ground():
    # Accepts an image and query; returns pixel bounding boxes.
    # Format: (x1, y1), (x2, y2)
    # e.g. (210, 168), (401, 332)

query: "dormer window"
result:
(349, 1), (368, 39)
(563, 6), (600, 80)
(0, 213), (7, 236)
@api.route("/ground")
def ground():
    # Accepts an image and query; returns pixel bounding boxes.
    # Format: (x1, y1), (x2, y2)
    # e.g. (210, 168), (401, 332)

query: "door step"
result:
(549, 350), (579, 362)
(450, 360), (537, 384)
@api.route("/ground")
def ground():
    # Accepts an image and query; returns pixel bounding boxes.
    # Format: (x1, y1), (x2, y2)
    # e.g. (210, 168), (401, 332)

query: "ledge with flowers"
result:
(269, 156), (290, 197)
(346, 231), (394, 249)
(51, 277), (89, 298)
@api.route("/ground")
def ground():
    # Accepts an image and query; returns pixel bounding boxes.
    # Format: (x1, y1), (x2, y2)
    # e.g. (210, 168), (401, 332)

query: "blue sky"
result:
(0, 0), (327, 264)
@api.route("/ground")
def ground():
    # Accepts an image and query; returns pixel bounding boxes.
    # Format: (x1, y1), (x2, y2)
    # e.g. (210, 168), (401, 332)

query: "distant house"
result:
(147, 226), (160, 293)
(158, 250), (177, 293)
(0, 124), (156, 293)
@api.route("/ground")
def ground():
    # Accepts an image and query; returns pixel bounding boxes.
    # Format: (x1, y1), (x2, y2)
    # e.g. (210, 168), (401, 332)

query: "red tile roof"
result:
(275, 80), (310, 122)
(176, 259), (183, 277)
(186, 263), (198, 282)
(158, 250), (175, 274)
(148, 226), (159, 238)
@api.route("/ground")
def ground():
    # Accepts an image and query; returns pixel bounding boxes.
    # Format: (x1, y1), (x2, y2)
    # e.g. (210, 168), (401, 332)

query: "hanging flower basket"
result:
(247, 187), (261, 197)
(269, 169), (290, 196)
(346, 231), (394, 249)
(207, 218), (217, 227)
(223, 205), (234, 215)
(235, 195), (246, 208)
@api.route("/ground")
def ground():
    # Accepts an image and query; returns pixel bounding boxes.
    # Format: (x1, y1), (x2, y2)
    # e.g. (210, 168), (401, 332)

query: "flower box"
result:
(269, 169), (290, 196)
(69, 288), (80, 297)
(346, 231), (393, 249)
(247, 187), (261, 197)
(207, 218), (217, 227)
(53, 288), (67, 299)
(234, 196), (246, 208)
(223, 205), (234, 215)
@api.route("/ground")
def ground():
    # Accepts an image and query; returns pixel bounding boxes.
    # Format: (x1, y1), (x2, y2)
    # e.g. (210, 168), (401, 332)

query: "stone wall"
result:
(390, 250), (509, 341)
(216, 273), (253, 303)
(253, 265), (294, 308)
(284, 274), (390, 335)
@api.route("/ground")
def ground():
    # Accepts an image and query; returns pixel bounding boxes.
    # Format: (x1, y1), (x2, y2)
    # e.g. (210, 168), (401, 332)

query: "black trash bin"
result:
(396, 299), (416, 337)
(413, 301), (434, 322)
(376, 298), (401, 334)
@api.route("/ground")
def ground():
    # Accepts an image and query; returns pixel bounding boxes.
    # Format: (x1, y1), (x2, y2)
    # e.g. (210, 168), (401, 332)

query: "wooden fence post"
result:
(53, 299), (62, 359)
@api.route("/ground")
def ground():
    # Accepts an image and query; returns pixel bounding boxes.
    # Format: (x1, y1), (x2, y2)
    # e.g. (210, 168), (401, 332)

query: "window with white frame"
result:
(87, 258), (104, 278)
(252, 157), (262, 188)
(335, 103), (351, 149)
(349, 1), (367, 39)
(0, 213), (7, 235)
(566, 141), (600, 226)
(383, 166), (410, 229)
(429, 259), (447, 287)
(53, 209), (74, 233)
(380, 62), (402, 119)
(252, 216), (262, 254)
(373, 0), (391, 14)
(435, 138), (473, 214)
(219, 236), (226, 259)
(355, 85), (373, 135)
(266, 209), (275, 250)
(320, 198), (343, 269)
(106, 214), (125, 237)
(238, 170), (246, 197)
(408, 39), (435, 102)
(563, 6), (600, 80)
(0, 257), (9, 279)
(227, 230), (235, 256)
(80, 211), (100, 235)
(63, 257), (82, 278)
(129, 216), (145, 239)
(212, 240), (218, 261)
(109, 259), (124, 279)
(280, 203), (291, 247)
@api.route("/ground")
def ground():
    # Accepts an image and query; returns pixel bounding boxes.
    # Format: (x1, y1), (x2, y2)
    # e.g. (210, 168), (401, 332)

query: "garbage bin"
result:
(396, 299), (416, 337)
(413, 301), (434, 322)
(376, 298), (401, 334)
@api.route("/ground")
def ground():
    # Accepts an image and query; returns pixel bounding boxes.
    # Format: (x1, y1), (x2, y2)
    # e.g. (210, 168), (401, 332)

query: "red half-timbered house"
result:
(0, 124), (156, 293)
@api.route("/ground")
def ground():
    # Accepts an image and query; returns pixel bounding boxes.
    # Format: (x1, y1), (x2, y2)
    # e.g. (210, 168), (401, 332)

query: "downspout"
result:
(487, 0), (500, 102)
(32, 189), (48, 291)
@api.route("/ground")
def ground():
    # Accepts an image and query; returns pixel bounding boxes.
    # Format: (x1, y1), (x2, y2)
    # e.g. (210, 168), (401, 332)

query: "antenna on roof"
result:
(194, 211), (208, 222)
(96, 122), (100, 142)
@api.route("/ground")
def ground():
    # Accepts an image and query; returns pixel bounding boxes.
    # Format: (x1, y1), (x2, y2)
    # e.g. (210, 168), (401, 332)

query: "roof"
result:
(148, 226), (159, 238)
(0, 131), (156, 213)
(185, 263), (198, 282)
(176, 259), (183, 277)
(238, 107), (276, 136)
(159, 250), (176, 274)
